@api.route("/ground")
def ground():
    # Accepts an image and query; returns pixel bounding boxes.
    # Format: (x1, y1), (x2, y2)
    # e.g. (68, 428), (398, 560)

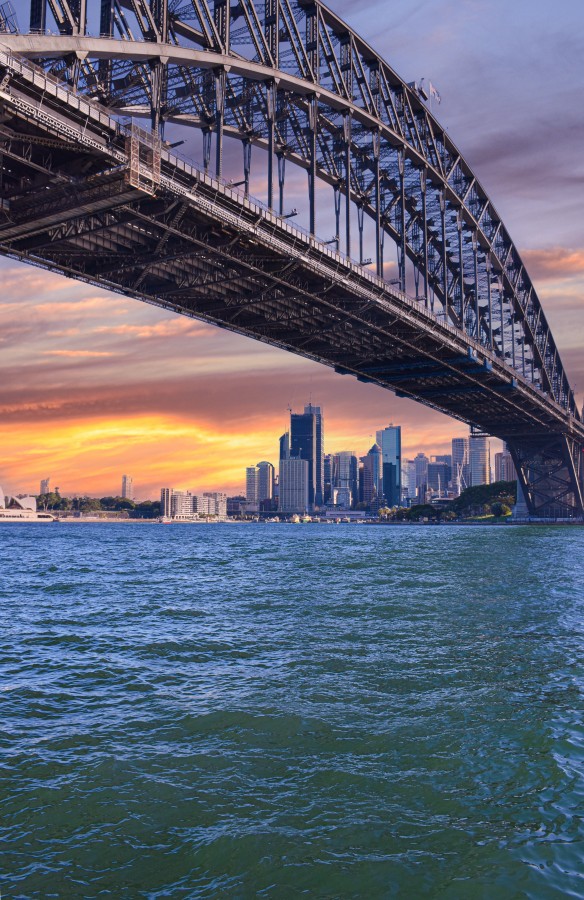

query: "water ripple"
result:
(1, 523), (583, 898)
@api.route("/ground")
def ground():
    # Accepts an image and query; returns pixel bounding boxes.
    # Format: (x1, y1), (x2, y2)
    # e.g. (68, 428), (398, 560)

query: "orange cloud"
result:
(522, 247), (584, 281)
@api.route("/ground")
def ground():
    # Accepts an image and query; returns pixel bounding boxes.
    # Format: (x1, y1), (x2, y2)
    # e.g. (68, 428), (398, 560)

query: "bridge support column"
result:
(214, 68), (225, 179)
(277, 152), (285, 215)
(420, 169), (429, 309)
(243, 140), (251, 197)
(398, 150), (406, 292)
(343, 113), (351, 258)
(30, 0), (47, 32)
(308, 95), (317, 235)
(266, 81), (276, 210)
(373, 130), (382, 277)
(440, 191), (449, 322)
(486, 256), (493, 349)
(508, 434), (584, 519)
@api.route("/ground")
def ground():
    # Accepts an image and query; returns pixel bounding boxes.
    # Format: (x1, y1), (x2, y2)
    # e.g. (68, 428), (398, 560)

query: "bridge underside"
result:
(0, 54), (582, 518)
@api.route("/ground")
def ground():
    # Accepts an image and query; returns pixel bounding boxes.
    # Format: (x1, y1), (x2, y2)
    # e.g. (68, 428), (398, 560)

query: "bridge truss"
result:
(0, 0), (582, 518)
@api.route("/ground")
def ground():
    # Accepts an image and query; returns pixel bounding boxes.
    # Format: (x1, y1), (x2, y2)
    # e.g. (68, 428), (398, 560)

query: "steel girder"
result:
(0, 0), (579, 421)
(508, 436), (584, 520)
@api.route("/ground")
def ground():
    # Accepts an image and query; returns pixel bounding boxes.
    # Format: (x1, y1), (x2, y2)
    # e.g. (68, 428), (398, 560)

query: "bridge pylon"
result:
(508, 435), (584, 520)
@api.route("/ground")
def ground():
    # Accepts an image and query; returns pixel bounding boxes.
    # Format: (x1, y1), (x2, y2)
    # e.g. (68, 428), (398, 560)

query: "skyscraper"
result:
(290, 411), (316, 509)
(414, 453), (429, 501)
(452, 437), (470, 494)
(377, 425), (402, 506)
(256, 461), (275, 503)
(278, 458), (309, 513)
(324, 453), (333, 504)
(361, 443), (382, 506)
(279, 431), (290, 461)
(121, 475), (133, 500)
(40, 478), (50, 495)
(469, 433), (491, 486)
(336, 451), (358, 508)
(304, 404), (324, 507)
(495, 448), (515, 482)
(245, 466), (258, 504)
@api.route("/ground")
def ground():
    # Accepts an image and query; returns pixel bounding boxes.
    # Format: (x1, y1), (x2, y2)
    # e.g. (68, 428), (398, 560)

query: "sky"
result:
(1, 0), (583, 499)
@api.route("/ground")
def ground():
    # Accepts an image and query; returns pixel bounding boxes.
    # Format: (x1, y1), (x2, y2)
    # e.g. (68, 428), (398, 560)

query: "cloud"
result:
(93, 318), (206, 339)
(41, 350), (116, 358)
(521, 248), (584, 282)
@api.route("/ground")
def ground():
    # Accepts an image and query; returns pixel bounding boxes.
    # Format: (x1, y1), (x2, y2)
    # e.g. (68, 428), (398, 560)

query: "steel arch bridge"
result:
(0, 0), (582, 518)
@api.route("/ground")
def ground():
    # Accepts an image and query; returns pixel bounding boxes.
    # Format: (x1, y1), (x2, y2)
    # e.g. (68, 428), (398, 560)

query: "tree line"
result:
(36, 493), (161, 518)
(381, 480), (517, 522)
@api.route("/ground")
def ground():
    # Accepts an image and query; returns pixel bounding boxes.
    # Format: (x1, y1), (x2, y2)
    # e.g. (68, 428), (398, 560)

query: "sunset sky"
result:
(1, 0), (583, 500)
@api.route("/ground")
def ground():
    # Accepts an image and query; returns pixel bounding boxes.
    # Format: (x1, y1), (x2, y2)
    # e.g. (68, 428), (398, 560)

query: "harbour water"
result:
(1, 523), (583, 898)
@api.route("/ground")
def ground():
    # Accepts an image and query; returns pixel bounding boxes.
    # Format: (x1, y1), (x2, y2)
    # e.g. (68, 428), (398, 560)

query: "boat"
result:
(0, 488), (57, 522)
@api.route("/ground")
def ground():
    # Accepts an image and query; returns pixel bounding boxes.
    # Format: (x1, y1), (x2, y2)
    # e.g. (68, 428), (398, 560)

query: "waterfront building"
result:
(160, 488), (227, 519)
(121, 474), (133, 500)
(290, 411), (317, 509)
(278, 457), (309, 513)
(495, 448), (516, 482)
(172, 490), (195, 518)
(160, 487), (172, 518)
(304, 403), (324, 507)
(227, 496), (246, 517)
(203, 492), (228, 516)
(469, 433), (491, 486)
(40, 477), (50, 495)
(377, 425), (402, 506)
(452, 437), (470, 495)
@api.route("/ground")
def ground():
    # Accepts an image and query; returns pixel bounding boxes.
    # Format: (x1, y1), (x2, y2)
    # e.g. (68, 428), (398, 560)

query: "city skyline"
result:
(0, 0), (581, 499)
(14, 415), (503, 502)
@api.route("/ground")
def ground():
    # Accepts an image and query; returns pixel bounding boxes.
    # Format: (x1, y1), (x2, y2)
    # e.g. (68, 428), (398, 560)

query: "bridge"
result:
(0, 0), (582, 518)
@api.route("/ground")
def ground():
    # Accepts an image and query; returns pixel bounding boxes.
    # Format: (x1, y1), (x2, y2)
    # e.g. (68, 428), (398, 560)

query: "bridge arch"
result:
(0, 0), (583, 518)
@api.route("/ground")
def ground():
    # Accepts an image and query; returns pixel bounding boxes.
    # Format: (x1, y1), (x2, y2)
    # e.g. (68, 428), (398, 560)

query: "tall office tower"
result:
(323, 454), (333, 504)
(414, 453), (429, 501)
(256, 461), (275, 503)
(469, 433), (491, 486)
(407, 459), (417, 500)
(40, 478), (50, 495)
(452, 437), (470, 495)
(377, 425), (402, 506)
(279, 431), (290, 461)
(304, 404), (324, 507)
(337, 451), (358, 508)
(245, 466), (258, 503)
(278, 457), (309, 513)
(290, 411), (316, 509)
(121, 474), (133, 500)
(495, 448), (515, 482)
(160, 488), (172, 518)
(361, 443), (382, 506)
